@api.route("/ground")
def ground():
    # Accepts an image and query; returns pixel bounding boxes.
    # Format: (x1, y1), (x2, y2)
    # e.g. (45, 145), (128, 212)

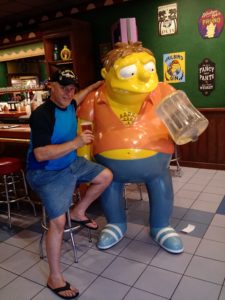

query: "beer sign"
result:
(199, 58), (215, 96)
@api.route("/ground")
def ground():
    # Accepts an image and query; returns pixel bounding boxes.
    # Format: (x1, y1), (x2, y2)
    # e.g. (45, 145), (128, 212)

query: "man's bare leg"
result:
(70, 168), (112, 227)
(46, 214), (79, 298)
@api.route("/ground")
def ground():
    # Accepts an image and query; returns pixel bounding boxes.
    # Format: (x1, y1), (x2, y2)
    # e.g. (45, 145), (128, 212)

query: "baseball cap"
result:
(50, 69), (79, 88)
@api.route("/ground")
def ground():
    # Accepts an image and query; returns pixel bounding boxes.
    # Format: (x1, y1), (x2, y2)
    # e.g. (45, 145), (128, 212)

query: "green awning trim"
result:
(0, 42), (44, 62)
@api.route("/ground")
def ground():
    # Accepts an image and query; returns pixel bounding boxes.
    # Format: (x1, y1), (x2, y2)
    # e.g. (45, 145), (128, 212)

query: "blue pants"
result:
(95, 153), (173, 229)
(26, 157), (104, 220)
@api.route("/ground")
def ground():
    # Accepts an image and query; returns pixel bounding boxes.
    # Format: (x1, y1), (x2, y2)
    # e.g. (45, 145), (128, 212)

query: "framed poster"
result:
(199, 58), (215, 96)
(198, 9), (224, 39)
(158, 3), (178, 36)
(163, 52), (185, 83)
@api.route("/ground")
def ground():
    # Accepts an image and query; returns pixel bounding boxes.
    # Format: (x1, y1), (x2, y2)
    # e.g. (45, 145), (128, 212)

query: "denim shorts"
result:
(26, 157), (105, 220)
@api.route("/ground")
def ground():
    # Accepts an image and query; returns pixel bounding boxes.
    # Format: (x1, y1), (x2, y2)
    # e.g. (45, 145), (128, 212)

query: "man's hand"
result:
(76, 130), (94, 147)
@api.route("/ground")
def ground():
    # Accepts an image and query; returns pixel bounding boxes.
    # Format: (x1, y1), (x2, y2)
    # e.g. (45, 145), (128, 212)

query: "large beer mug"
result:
(155, 90), (209, 145)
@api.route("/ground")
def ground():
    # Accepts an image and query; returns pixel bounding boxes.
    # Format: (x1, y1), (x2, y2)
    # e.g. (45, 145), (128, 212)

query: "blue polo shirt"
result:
(27, 98), (77, 170)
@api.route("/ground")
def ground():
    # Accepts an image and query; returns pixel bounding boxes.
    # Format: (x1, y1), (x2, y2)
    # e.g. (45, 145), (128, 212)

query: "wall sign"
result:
(163, 52), (185, 83)
(198, 9), (224, 38)
(198, 58), (215, 96)
(158, 3), (178, 36)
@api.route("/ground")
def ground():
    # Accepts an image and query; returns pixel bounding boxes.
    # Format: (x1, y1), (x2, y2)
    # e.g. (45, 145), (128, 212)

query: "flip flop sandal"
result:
(47, 281), (79, 299)
(71, 218), (98, 230)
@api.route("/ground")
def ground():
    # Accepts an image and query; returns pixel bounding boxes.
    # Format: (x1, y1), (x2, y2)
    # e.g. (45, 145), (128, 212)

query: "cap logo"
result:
(51, 68), (79, 87)
(61, 70), (75, 79)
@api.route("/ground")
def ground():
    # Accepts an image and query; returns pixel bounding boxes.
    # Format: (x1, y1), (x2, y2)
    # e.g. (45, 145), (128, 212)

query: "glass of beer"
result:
(80, 121), (93, 145)
(80, 121), (92, 132)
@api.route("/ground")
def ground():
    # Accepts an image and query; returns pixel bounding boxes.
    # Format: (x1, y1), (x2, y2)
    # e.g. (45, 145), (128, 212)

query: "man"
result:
(26, 69), (112, 299)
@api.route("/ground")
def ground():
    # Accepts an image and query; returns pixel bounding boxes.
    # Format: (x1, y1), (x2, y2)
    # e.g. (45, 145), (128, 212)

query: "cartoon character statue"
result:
(77, 41), (184, 254)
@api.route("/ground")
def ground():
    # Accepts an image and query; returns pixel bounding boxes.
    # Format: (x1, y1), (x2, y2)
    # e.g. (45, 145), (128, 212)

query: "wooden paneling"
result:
(0, 124), (30, 141)
(179, 108), (225, 170)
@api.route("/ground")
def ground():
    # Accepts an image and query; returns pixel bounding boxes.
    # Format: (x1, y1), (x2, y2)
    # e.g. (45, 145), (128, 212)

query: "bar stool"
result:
(170, 145), (182, 177)
(0, 157), (36, 228)
(123, 183), (144, 210)
(39, 206), (81, 263)
(39, 189), (92, 263)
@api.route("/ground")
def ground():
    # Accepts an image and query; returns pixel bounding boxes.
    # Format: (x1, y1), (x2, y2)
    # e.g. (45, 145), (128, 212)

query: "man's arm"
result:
(74, 80), (103, 105)
(34, 131), (94, 162)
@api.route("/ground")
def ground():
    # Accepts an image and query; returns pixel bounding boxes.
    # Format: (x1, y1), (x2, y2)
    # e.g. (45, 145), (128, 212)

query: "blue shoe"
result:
(97, 223), (126, 250)
(151, 227), (184, 254)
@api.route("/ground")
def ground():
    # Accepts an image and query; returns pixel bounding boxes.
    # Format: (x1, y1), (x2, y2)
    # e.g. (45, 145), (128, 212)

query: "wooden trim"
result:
(199, 107), (225, 112)
(0, 137), (29, 143)
(179, 108), (225, 170)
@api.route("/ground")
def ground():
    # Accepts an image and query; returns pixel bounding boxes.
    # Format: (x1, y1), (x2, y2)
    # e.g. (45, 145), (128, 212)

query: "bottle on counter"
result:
(53, 44), (60, 61)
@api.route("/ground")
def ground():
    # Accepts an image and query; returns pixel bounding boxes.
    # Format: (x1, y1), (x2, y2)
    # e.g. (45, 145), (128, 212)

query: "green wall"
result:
(77, 0), (225, 108)
(0, 62), (9, 101)
(0, 62), (8, 87)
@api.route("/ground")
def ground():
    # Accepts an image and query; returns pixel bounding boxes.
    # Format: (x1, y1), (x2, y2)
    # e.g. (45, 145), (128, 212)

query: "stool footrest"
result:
(0, 158), (36, 228)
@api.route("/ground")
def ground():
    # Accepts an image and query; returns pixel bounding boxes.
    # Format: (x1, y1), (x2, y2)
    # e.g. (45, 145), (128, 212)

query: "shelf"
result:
(42, 18), (95, 88)
(48, 60), (73, 65)
(0, 87), (44, 95)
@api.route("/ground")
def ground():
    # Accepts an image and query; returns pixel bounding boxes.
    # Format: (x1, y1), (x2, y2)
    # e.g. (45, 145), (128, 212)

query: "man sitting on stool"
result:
(26, 69), (112, 299)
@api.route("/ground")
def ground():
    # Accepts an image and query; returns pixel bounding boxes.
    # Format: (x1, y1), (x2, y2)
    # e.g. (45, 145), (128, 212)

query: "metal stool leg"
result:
(73, 187), (93, 243)
(3, 174), (12, 228)
(170, 145), (182, 177)
(40, 207), (80, 263)
(20, 169), (36, 216)
(39, 206), (47, 259)
(87, 229), (92, 243)
(123, 183), (144, 210)
(66, 210), (78, 263)
(137, 184), (143, 200)
(123, 183), (128, 210)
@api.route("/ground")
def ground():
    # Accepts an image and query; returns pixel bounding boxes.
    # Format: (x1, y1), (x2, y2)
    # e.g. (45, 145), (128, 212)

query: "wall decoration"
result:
(199, 58), (215, 96)
(158, 3), (178, 36)
(0, 42), (44, 62)
(198, 9), (224, 38)
(163, 52), (185, 83)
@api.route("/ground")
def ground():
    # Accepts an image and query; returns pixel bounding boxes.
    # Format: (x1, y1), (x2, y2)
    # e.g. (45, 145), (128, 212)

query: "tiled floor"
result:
(0, 166), (225, 300)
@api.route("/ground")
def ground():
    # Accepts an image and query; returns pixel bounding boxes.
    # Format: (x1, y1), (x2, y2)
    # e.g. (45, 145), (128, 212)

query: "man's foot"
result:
(70, 217), (98, 230)
(151, 226), (184, 254)
(97, 223), (126, 250)
(47, 281), (79, 299)
(70, 207), (98, 230)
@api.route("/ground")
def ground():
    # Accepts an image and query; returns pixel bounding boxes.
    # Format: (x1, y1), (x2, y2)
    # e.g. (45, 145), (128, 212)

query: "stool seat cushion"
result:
(0, 157), (23, 175)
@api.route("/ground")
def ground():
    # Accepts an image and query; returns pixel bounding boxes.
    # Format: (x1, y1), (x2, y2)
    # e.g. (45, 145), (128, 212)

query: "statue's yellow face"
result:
(101, 52), (159, 99)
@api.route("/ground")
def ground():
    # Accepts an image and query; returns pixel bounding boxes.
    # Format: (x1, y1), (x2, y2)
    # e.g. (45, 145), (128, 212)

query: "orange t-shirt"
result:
(77, 82), (175, 155)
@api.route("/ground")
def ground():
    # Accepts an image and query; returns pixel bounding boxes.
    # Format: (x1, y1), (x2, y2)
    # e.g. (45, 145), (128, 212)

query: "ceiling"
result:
(0, 0), (93, 28)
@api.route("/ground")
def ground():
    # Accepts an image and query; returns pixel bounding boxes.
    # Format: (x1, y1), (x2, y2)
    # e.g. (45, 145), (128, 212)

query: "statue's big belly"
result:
(100, 149), (157, 160)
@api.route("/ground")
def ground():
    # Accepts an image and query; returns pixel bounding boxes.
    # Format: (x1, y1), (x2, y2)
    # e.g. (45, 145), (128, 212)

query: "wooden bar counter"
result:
(0, 124), (30, 143)
(0, 123), (30, 165)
